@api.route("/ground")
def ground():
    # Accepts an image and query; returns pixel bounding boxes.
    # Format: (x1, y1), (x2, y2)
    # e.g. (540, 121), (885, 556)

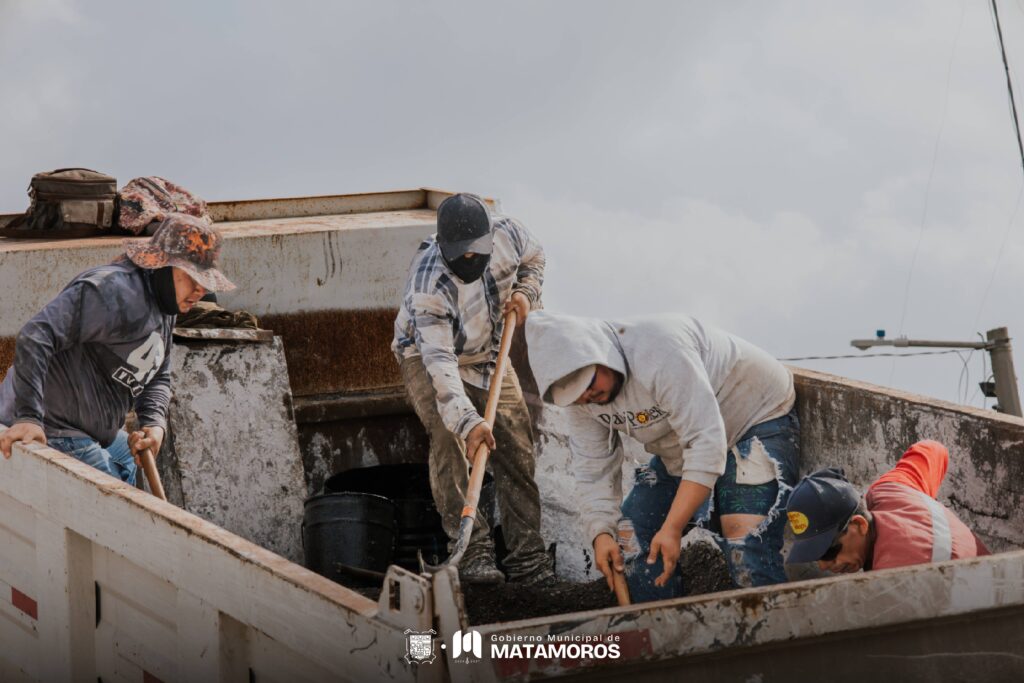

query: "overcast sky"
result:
(4, 0), (1024, 409)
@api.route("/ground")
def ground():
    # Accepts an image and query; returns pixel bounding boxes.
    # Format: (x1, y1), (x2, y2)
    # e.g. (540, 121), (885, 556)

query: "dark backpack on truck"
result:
(0, 168), (117, 238)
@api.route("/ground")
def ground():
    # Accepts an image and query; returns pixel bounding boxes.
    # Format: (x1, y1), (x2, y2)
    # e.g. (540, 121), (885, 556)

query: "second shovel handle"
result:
(612, 570), (631, 606)
(462, 309), (518, 517)
(140, 448), (167, 501)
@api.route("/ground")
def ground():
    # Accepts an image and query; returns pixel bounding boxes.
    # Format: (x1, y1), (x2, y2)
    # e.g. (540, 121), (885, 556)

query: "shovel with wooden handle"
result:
(424, 308), (518, 573)
(137, 448), (167, 502)
(612, 570), (631, 606)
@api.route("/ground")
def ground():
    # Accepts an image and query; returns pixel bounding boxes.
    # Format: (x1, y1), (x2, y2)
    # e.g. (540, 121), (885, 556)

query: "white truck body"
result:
(1, 190), (1022, 682)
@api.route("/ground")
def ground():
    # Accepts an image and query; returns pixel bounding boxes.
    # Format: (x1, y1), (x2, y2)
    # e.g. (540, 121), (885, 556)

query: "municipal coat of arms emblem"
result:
(404, 628), (437, 664)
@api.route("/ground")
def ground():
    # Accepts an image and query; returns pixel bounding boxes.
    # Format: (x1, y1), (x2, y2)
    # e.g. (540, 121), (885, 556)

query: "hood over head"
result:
(525, 310), (627, 405)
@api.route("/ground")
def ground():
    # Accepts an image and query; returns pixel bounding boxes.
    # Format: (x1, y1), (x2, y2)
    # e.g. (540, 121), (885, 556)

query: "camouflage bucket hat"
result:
(123, 213), (236, 292)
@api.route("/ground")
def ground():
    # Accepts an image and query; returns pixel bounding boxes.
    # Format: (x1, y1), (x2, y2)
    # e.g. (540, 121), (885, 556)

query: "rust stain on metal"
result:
(207, 189), (429, 223)
(260, 308), (401, 396)
(733, 592), (766, 617)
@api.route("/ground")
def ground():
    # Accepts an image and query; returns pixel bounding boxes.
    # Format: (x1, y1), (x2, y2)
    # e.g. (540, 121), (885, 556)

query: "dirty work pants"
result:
(48, 430), (137, 485)
(400, 356), (551, 580)
(621, 408), (800, 602)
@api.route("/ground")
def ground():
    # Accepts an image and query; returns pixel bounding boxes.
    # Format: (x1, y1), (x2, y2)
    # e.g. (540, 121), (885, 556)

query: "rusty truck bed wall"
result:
(0, 188), (466, 394)
(794, 366), (1024, 552)
(460, 551), (1024, 682)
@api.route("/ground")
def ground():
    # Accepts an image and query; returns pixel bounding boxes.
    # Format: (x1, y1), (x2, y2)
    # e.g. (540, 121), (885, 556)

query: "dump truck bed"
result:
(1, 189), (1023, 682)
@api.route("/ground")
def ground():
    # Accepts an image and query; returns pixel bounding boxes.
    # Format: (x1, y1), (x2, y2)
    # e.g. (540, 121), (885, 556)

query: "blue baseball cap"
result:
(785, 467), (860, 564)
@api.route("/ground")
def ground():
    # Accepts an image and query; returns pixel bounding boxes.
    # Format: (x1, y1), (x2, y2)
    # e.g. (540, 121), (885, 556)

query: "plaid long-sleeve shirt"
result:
(392, 216), (545, 439)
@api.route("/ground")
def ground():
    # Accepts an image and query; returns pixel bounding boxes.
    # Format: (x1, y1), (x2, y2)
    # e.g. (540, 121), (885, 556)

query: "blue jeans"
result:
(620, 408), (800, 602)
(48, 430), (137, 486)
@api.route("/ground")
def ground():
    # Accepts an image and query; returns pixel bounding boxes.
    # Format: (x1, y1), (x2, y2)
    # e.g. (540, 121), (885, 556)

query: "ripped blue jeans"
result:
(620, 407), (800, 602)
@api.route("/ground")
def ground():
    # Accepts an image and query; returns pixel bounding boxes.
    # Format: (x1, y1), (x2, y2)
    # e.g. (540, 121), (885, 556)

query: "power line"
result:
(780, 349), (965, 362)
(991, 0), (1024, 175)
(974, 181), (1024, 328)
(976, 0), (1024, 326)
(955, 349), (975, 404)
(890, 3), (966, 386)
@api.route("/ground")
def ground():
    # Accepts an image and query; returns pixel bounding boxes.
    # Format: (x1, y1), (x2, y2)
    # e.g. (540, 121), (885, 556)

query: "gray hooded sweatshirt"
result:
(0, 261), (174, 447)
(525, 311), (795, 544)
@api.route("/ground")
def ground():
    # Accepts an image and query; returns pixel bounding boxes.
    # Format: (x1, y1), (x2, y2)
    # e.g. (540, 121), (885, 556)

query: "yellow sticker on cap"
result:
(788, 511), (809, 535)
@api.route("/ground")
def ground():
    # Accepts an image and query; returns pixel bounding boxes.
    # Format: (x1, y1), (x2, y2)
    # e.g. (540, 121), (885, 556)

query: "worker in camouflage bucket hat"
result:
(124, 212), (235, 293)
(0, 212), (234, 487)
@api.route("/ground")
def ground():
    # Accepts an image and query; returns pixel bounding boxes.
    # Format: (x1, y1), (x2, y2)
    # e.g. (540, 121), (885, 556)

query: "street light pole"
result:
(849, 326), (1023, 418)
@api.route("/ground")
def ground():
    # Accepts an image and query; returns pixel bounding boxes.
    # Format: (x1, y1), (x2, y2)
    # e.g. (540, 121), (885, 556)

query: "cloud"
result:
(0, 0), (83, 27)
(507, 173), (1024, 405)
(1, 1), (1023, 407)
(512, 188), (858, 328)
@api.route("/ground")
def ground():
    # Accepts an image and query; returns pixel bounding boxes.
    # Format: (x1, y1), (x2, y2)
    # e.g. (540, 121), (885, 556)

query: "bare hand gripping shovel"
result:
(423, 308), (517, 574)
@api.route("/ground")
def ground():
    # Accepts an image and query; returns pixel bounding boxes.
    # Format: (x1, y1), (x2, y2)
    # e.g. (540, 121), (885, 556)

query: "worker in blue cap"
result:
(786, 441), (989, 573)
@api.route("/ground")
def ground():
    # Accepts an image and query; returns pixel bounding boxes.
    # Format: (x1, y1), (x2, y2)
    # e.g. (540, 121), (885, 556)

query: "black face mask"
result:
(445, 253), (490, 283)
(150, 266), (180, 315)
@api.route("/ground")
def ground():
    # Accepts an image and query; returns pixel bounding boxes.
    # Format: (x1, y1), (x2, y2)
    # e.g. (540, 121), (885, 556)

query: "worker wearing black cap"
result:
(392, 193), (555, 586)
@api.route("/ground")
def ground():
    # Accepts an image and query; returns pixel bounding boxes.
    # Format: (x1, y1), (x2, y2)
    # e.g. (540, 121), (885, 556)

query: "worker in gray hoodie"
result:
(526, 311), (799, 601)
(0, 214), (235, 483)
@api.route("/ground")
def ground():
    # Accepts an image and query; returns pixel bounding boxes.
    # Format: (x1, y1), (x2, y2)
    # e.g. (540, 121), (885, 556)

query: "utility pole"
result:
(986, 327), (1022, 417)
(850, 326), (1023, 418)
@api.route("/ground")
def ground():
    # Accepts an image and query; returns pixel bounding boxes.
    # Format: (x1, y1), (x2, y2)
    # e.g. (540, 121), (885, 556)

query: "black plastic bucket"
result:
(302, 492), (397, 585)
(325, 464), (447, 569)
(325, 464), (495, 570)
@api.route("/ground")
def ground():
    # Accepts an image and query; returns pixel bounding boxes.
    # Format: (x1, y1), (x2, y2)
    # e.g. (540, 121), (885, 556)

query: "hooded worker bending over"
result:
(392, 193), (555, 586)
(0, 214), (235, 483)
(785, 440), (989, 573)
(526, 311), (800, 601)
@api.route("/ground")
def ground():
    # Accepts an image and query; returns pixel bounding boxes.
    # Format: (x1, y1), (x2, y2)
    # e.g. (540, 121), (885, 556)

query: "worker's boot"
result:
(459, 552), (505, 585)
(511, 565), (557, 588)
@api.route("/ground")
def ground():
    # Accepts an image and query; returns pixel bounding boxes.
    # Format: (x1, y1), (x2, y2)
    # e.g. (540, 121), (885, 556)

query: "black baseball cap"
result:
(436, 193), (493, 260)
(785, 467), (860, 564)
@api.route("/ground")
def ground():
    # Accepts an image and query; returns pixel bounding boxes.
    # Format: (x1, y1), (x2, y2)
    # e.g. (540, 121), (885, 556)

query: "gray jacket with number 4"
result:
(0, 261), (174, 447)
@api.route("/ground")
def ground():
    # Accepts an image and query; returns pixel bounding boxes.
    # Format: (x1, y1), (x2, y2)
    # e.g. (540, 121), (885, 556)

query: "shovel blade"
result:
(421, 515), (474, 574)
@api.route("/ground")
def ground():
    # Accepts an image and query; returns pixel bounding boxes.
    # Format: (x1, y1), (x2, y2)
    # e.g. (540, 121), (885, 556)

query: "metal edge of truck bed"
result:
(458, 551), (1024, 680)
(0, 186), (498, 228)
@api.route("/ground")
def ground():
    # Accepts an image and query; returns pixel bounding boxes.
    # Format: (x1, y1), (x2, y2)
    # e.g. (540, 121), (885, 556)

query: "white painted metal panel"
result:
(0, 492), (39, 681)
(0, 426), (423, 683)
(0, 517), (36, 601)
(0, 600), (37, 681)
(93, 545), (178, 682)
(247, 626), (338, 683)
